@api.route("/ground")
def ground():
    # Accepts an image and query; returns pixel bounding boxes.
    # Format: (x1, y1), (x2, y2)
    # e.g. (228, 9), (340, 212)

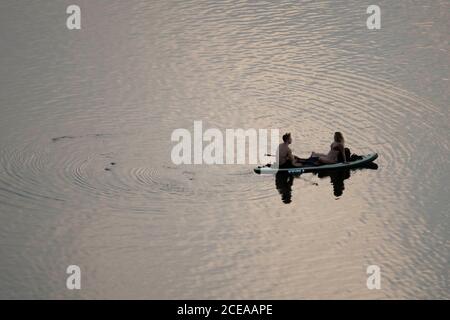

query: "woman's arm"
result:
(339, 144), (347, 162)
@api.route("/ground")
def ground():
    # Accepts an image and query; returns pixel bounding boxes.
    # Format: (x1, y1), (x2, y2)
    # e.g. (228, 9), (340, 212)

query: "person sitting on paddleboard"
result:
(311, 131), (347, 164)
(276, 133), (303, 168)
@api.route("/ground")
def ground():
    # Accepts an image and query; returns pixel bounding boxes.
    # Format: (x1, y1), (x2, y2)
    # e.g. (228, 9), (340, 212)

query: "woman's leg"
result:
(318, 156), (336, 164)
(311, 152), (326, 158)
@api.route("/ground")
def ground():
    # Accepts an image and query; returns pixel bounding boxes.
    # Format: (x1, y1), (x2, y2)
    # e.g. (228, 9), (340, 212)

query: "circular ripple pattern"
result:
(0, 135), (278, 213)
(0, 70), (447, 214)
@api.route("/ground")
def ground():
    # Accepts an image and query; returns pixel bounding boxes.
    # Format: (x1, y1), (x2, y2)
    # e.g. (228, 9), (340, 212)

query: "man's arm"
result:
(287, 148), (295, 162)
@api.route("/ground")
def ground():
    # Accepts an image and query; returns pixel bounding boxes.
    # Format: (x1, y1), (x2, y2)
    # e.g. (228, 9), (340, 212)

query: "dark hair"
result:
(334, 132), (344, 143)
(282, 132), (291, 142)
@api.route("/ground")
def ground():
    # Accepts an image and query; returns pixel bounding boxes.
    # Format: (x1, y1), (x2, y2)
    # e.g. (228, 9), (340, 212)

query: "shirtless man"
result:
(276, 133), (303, 168)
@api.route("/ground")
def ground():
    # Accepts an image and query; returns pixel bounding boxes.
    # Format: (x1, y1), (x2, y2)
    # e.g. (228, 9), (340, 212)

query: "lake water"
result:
(0, 0), (448, 299)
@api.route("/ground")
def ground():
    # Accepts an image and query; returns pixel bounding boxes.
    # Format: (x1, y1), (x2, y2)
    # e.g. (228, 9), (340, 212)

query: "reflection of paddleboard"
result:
(254, 153), (378, 175)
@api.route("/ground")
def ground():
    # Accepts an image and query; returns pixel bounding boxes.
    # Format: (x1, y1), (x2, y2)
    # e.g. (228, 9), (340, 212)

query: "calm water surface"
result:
(0, 0), (449, 299)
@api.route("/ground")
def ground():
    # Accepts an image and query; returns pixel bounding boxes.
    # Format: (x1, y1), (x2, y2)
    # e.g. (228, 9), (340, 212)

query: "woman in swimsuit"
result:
(311, 132), (347, 164)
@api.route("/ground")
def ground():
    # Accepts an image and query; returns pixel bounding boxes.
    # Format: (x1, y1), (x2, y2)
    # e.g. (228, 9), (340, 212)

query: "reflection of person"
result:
(275, 172), (294, 204)
(316, 161), (379, 197)
(320, 170), (351, 197)
(276, 133), (303, 168)
(311, 132), (347, 164)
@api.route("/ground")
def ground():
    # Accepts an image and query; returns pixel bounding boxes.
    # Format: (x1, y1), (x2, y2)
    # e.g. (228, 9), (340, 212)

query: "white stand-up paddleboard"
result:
(254, 153), (378, 174)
